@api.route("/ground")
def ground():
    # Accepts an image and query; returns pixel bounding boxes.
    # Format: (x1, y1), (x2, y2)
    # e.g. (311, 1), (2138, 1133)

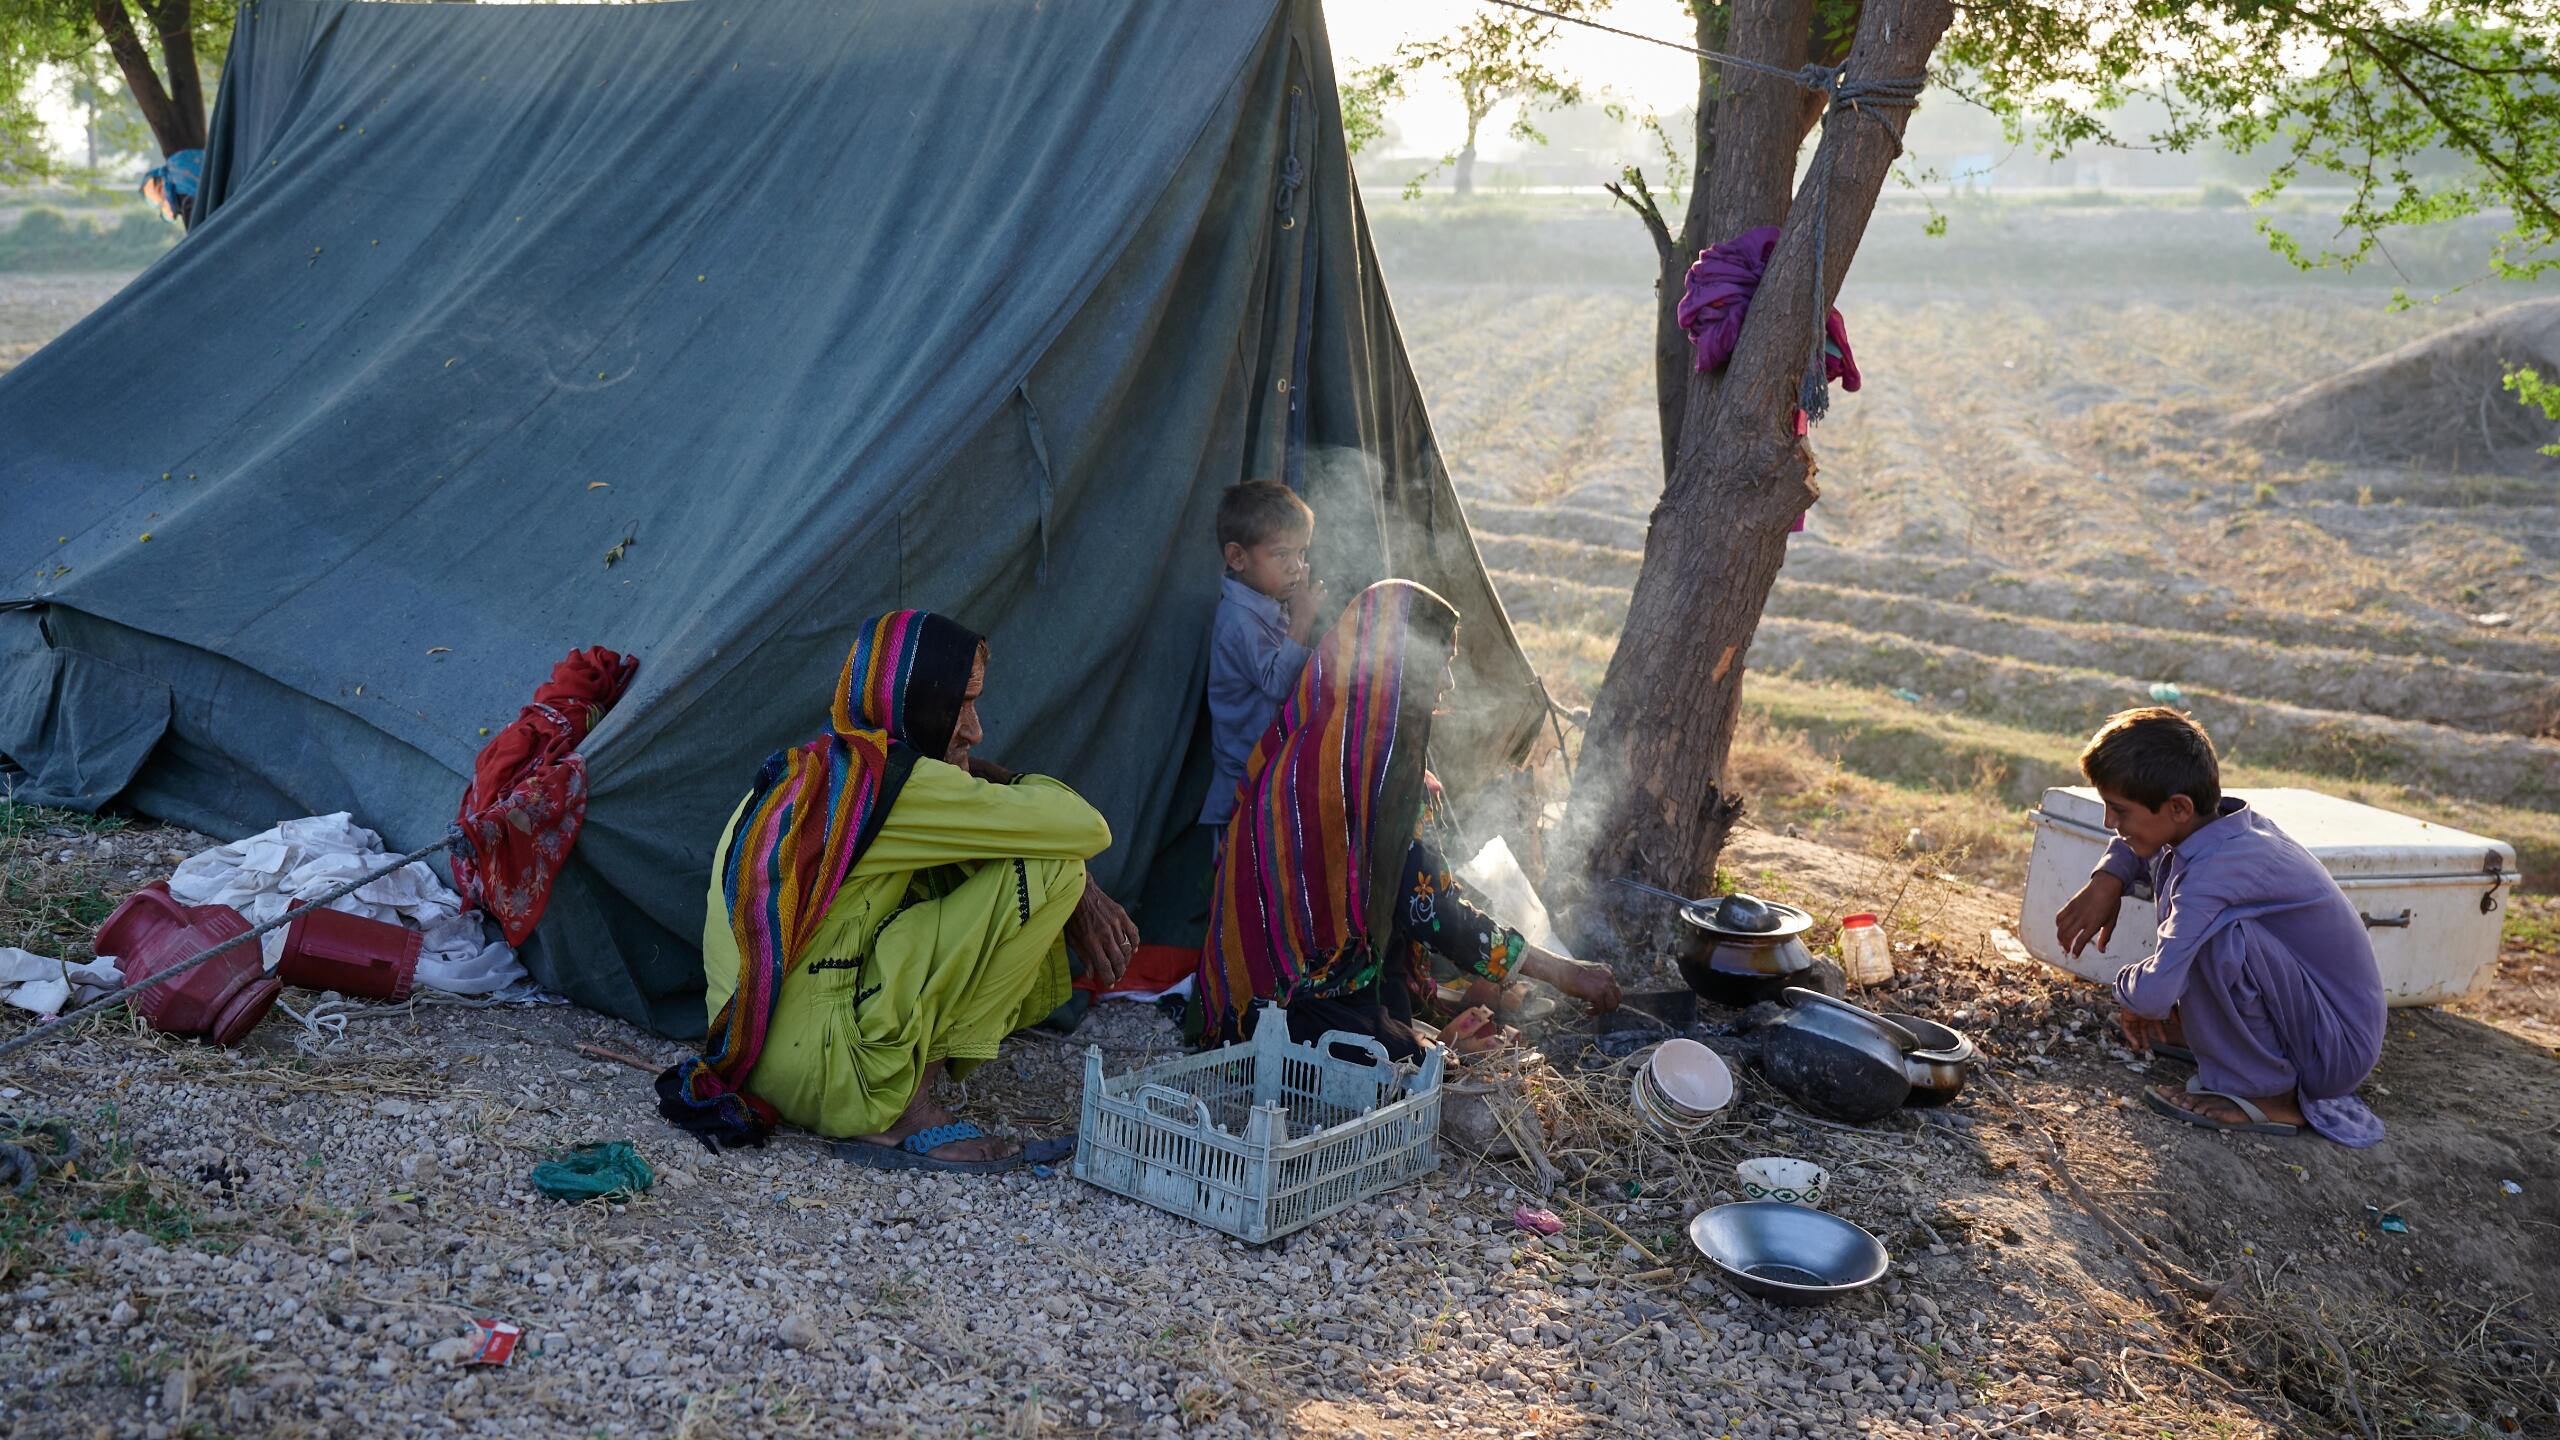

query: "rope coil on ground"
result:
(0, 1115), (79, 1197)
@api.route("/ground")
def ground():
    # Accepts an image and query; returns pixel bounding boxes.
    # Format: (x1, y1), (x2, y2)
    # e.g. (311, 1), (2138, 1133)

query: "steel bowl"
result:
(1688, 1202), (1890, 1305)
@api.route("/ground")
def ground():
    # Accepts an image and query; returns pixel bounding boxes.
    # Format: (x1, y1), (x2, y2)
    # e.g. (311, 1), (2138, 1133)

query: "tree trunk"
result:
(150, 0), (208, 154)
(1454, 143), (1477, 197)
(1562, 0), (1952, 925)
(1653, 0), (1843, 476)
(1641, 2), (1732, 478)
(92, 0), (200, 158)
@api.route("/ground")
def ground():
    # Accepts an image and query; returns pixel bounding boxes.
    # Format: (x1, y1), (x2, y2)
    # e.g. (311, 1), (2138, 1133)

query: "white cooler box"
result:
(2023, 787), (2521, 1007)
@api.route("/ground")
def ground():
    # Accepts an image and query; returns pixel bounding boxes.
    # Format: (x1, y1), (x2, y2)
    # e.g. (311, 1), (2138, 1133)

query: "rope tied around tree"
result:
(1474, 0), (1927, 424)
(1795, 65), (1926, 422)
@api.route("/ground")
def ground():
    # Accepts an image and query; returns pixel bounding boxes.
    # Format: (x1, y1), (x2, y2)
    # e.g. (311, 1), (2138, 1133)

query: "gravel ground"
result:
(0, 997), (2115, 1440)
(6, 820), (2547, 1438)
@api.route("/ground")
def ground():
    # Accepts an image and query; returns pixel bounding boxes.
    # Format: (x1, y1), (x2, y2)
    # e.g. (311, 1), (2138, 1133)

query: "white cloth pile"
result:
(168, 813), (530, 996)
(0, 948), (124, 1017)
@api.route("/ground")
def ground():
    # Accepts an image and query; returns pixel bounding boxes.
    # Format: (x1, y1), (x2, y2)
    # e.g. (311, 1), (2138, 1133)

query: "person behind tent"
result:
(2056, 708), (2387, 1146)
(1193, 579), (1621, 1061)
(1200, 479), (1327, 830)
(656, 611), (1141, 1171)
(139, 149), (203, 226)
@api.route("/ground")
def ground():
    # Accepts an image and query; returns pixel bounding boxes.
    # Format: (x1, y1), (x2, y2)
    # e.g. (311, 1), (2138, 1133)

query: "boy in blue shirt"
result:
(1199, 480), (1326, 826)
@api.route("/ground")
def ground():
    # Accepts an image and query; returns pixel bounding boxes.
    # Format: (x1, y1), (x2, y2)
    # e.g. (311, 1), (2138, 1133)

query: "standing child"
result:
(2056, 708), (2387, 1147)
(1200, 480), (1327, 827)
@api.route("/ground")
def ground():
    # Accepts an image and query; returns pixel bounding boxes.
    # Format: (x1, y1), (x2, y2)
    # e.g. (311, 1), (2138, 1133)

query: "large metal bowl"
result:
(1688, 1202), (1891, 1305)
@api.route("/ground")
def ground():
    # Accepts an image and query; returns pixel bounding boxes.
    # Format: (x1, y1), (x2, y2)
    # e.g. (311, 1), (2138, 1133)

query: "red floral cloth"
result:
(450, 647), (638, 946)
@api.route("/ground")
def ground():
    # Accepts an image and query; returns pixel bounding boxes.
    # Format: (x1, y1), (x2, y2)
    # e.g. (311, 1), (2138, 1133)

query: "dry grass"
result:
(2203, 1261), (2558, 1437)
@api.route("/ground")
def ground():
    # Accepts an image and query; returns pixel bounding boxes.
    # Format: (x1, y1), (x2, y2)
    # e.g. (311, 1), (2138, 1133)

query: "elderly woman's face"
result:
(945, 650), (987, 767)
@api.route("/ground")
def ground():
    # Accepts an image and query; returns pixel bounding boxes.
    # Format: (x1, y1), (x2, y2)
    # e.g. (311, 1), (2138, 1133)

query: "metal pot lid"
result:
(1877, 1013), (1978, 1061)
(1678, 895), (1815, 941)
(1778, 987), (1923, 1050)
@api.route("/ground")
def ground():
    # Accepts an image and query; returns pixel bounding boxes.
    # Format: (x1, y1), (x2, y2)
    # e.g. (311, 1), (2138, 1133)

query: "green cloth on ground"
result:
(699, 758), (1110, 1138)
(530, 1142), (656, 1203)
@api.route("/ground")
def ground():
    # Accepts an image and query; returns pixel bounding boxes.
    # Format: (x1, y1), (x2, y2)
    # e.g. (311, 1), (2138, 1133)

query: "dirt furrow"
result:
(1746, 617), (2560, 811)
(1472, 515), (2560, 675)
(1773, 582), (2560, 739)
(1486, 551), (2560, 739)
(1777, 545), (2560, 674)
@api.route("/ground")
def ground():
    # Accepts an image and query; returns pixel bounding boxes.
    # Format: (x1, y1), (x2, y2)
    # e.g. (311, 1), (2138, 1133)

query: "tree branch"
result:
(2333, 27), (2560, 233)
(1605, 169), (1675, 265)
(90, 0), (186, 157)
(146, 0), (206, 154)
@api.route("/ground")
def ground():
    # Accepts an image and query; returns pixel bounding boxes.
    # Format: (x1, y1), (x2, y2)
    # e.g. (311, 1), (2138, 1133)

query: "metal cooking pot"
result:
(1672, 896), (1821, 1005)
(1878, 1012), (1978, 1106)
(1760, 988), (1918, 1122)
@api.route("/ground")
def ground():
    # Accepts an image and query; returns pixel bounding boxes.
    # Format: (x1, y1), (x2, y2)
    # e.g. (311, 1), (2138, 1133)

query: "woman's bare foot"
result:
(2149, 1083), (2307, 1129)
(854, 1064), (1017, 1162)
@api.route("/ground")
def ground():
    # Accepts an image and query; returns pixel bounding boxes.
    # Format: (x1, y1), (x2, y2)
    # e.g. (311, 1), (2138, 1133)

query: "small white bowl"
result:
(1736, 1156), (1829, 1209)
(1649, 1038), (1734, 1114)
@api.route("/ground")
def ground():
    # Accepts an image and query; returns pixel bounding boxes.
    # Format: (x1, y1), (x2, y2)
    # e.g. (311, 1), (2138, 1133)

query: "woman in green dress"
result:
(656, 610), (1137, 1170)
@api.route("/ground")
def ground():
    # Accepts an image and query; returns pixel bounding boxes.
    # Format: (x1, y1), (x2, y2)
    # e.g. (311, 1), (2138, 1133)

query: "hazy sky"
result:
(1326, 0), (1704, 156)
(30, 2), (1705, 166)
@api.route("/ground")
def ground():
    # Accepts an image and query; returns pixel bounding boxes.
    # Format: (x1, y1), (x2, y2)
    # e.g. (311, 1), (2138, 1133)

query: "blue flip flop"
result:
(832, 1123), (1076, 1175)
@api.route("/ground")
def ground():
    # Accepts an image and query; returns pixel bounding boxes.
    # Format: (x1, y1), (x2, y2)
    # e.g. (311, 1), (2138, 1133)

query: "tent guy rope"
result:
(1471, 0), (1926, 420)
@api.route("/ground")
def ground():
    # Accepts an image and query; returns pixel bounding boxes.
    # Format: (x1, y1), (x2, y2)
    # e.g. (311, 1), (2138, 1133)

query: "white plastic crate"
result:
(1073, 1004), (1443, 1244)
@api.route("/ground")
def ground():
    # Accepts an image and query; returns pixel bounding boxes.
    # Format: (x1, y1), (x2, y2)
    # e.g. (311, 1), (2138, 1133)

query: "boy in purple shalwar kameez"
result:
(2056, 709), (2388, 1147)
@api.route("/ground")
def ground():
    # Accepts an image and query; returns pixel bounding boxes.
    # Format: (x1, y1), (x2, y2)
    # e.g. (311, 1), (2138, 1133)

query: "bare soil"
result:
(0, 271), (127, 377)
(5, 814), (2555, 1439)
(2228, 299), (2560, 476)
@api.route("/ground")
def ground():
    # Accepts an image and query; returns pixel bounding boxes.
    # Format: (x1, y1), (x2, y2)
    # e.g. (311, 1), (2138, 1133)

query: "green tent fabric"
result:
(0, 0), (1542, 1037)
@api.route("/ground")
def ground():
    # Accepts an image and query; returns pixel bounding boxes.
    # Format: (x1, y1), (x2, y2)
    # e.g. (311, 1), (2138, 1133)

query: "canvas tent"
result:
(0, 0), (1544, 1037)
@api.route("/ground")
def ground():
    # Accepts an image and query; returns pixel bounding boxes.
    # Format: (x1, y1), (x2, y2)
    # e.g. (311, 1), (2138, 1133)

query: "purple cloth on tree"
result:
(2099, 800), (2389, 1147)
(1676, 225), (1861, 392)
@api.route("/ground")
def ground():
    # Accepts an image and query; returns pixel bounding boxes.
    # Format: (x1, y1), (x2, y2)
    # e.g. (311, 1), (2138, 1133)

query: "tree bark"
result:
(91, 0), (200, 158)
(1640, 2), (1731, 479)
(1649, 2), (1854, 477)
(1563, 0), (1952, 924)
(1455, 142), (1478, 197)
(150, 0), (208, 154)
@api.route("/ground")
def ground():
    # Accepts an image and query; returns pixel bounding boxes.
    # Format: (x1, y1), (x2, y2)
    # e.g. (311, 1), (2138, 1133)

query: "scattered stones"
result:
(0, 846), (2261, 1438)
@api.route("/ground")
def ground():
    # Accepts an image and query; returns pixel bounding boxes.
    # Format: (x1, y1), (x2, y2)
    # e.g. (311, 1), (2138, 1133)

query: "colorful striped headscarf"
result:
(655, 610), (983, 1149)
(1196, 580), (1459, 1044)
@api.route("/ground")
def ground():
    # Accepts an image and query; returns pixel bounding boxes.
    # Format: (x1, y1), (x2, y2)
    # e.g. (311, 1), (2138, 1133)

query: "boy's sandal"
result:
(2142, 1084), (2300, 1136)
